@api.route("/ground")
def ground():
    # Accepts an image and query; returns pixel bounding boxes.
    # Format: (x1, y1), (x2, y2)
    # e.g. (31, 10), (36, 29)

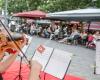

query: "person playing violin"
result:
(0, 32), (42, 80)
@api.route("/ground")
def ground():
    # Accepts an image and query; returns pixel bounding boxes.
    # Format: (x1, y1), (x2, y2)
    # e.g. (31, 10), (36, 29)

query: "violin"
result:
(0, 32), (28, 56)
(0, 21), (29, 63)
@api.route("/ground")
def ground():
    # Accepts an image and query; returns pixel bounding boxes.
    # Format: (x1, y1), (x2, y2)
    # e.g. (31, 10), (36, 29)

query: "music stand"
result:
(14, 57), (23, 80)
(32, 46), (73, 80)
(61, 60), (72, 80)
(43, 49), (73, 80)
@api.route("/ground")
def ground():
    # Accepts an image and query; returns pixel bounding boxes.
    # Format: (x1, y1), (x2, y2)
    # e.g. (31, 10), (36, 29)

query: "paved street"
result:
(22, 36), (100, 80)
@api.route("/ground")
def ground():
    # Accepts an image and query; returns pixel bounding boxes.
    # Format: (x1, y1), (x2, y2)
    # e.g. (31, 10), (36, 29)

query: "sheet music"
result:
(32, 45), (54, 70)
(44, 49), (72, 79)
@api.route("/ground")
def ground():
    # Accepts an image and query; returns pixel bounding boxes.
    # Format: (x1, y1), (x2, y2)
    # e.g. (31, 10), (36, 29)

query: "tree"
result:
(0, 0), (2, 10)
(1, 0), (100, 14)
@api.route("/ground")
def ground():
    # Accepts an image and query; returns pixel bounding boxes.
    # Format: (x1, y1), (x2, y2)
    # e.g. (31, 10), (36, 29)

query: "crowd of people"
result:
(9, 21), (100, 49)
(59, 29), (100, 49)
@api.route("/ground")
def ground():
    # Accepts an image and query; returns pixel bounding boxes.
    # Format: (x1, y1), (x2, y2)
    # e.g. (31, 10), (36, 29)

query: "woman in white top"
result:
(93, 31), (100, 44)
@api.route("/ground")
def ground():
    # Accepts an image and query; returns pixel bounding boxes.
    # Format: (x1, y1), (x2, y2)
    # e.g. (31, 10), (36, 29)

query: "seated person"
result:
(87, 31), (100, 49)
(86, 33), (94, 47)
(80, 31), (87, 45)
(73, 34), (81, 45)
(43, 28), (50, 38)
(49, 27), (60, 40)
(58, 29), (80, 44)
(93, 31), (100, 44)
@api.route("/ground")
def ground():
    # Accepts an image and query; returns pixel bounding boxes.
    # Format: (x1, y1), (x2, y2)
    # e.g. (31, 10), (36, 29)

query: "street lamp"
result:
(5, 0), (8, 16)
(4, 0), (8, 26)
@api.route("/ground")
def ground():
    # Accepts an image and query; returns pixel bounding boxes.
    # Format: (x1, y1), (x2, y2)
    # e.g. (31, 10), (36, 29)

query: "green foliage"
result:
(0, 0), (2, 10)
(0, 0), (100, 14)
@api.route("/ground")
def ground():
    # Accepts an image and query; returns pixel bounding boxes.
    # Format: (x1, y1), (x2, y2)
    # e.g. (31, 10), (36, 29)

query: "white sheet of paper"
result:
(32, 45), (54, 70)
(44, 49), (72, 79)
(96, 41), (100, 74)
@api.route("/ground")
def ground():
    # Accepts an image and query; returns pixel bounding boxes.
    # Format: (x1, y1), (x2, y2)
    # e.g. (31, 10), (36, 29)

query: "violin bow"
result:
(0, 20), (30, 64)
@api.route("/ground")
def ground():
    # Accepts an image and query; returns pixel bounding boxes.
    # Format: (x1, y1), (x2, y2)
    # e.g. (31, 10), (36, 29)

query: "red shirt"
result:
(88, 35), (94, 42)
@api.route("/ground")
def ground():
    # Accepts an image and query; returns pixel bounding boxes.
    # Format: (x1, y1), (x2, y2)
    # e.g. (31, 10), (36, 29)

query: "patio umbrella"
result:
(46, 8), (100, 33)
(46, 8), (100, 21)
(13, 10), (46, 19)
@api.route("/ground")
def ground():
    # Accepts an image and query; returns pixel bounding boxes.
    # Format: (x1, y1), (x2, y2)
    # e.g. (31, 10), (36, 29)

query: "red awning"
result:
(84, 22), (100, 30)
(13, 10), (46, 19)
